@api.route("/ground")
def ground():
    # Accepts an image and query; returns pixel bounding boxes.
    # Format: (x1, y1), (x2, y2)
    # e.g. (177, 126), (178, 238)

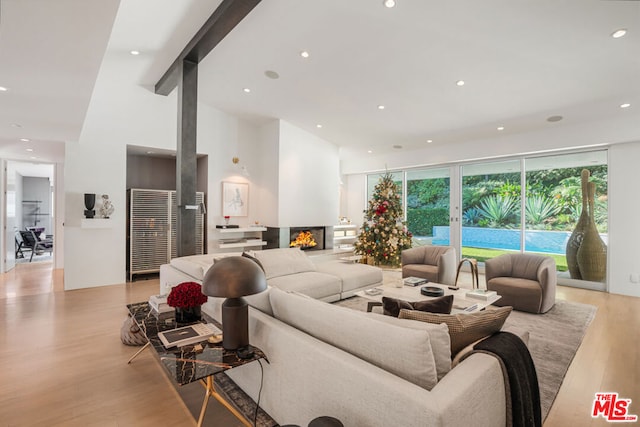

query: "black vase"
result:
(175, 306), (202, 324)
(84, 193), (96, 218)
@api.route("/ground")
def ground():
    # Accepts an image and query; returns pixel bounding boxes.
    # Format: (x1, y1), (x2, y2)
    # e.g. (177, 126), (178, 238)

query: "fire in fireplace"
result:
(289, 226), (326, 251)
(290, 231), (317, 249)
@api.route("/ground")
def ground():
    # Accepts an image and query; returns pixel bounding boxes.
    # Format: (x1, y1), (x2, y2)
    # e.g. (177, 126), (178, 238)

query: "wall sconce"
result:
(232, 157), (250, 177)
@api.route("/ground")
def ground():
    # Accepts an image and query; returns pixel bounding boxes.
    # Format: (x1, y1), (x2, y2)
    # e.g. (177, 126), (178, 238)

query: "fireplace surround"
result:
(264, 226), (334, 251)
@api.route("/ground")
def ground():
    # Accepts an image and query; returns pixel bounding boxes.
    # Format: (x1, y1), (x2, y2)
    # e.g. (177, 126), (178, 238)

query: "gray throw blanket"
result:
(466, 331), (541, 427)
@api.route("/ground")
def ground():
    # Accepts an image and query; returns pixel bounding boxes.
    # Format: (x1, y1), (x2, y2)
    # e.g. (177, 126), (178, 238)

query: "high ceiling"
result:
(1, 0), (639, 166)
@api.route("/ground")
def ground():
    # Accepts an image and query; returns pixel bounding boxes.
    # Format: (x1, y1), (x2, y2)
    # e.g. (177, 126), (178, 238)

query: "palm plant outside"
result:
(405, 166), (607, 235)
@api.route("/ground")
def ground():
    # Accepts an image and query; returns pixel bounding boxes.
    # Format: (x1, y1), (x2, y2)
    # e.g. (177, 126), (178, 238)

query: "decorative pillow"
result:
(253, 248), (316, 280)
(366, 311), (452, 380)
(451, 326), (530, 368)
(382, 295), (453, 317)
(399, 306), (513, 356)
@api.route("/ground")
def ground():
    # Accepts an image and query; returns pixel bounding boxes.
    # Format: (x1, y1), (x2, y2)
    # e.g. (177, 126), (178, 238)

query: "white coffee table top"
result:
(356, 281), (500, 314)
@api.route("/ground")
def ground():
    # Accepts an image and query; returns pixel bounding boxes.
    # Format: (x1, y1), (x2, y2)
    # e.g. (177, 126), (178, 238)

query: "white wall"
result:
(255, 120), (280, 227)
(63, 46), (179, 289)
(341, 115), (637, 175)
(345, 174), (366, 226)
(198, 102), (263, 250)
(278, 120), (340, 227)
(22, 177), (52, 233)
(608, 141), (640, 297)
(64, 141), (127, 289)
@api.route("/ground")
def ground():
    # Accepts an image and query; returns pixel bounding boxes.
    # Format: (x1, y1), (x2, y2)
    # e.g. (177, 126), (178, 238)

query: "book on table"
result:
(149, 294), (173, 314)
(404, 277), (428, 286)
(465, 289), (498, 300)
(158, 323), (222, 348)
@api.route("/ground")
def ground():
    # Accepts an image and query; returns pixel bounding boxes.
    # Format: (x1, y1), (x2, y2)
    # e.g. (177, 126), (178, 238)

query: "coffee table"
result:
(126, 302), (274, 427)
(355, 281), (500, 314)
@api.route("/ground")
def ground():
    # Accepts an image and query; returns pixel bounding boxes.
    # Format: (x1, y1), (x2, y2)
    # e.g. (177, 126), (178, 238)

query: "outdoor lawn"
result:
(461, 247), (568, 271)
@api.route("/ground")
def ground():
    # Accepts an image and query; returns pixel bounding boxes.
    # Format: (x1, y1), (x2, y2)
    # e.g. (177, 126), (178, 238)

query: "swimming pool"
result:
(432, 226), (608, 255)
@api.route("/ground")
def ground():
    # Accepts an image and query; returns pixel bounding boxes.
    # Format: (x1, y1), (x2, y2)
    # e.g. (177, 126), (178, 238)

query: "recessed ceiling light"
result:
(456, 80), (465, 86)
(20, 138), (30, 142)
(547, 115), (563, 122)
(0, 86), (8, 92)
(130, 50), (140, 55)
(29, 156), (37, 160)
(611, 29), (627, 39)
(367, 150), (373, 154)
(316, 124), (322, 128)
(497, 126), (505, 131)
(620, 103), (631, 109)
(377, 105), (385, 110)
(383, 0), (396, 8)
(25, 148), (33, 152)
(243, 88), (251, 93)
(393, 144), (403, 149)
(426, 139), (433, 143)
(300, 51), (310, 58)
(265, 70), (280, 79)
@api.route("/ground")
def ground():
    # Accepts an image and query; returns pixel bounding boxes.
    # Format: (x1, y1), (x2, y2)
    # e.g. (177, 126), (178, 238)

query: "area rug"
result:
(334, 297), (596, 421)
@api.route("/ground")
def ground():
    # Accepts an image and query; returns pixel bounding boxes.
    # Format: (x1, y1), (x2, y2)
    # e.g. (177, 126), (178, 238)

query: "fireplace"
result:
(263, 226), (333, 251)
(289, 226), (325, 251)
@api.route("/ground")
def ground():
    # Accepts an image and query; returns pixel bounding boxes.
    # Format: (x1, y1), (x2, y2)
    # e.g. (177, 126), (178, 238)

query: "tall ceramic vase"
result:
(565, 169), (590, 279)
(84, 193), (96, 219)
(576, 182), (607, 282)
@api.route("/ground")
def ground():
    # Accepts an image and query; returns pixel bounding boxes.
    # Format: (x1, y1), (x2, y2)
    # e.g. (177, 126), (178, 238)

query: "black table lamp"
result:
(202, 256), (267, 354)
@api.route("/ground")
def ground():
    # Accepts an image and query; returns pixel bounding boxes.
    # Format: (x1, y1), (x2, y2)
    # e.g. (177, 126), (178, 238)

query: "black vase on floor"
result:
(175, 306), (202, 324)
(84, 193), (96, 218)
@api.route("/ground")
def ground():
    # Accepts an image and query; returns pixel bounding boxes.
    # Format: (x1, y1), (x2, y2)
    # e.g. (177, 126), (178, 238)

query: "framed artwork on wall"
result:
(222, 181), (248, 217)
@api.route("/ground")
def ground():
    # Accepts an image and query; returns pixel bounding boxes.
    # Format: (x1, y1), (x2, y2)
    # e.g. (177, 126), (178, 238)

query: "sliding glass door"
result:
(405, 168), (451, 245)
(460, 160), (522, 262)
(363, 149), (608, 286)
(523, 151), (608, 278)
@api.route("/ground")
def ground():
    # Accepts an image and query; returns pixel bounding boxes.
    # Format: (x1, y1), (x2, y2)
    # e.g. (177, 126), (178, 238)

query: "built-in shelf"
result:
(218, 227), (267, 233)
(214, 226), (267, 250)
(218, 240), (268, 249)
(333, 224), (358, 252)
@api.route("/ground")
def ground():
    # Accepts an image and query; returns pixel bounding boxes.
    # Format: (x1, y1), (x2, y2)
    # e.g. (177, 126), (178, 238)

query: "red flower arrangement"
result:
(167, 282), (208, 308)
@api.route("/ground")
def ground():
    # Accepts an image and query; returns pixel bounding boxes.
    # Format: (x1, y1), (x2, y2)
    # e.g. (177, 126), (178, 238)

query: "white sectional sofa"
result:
(159, 247), (383, 301)
(161, 248), (526, 426)
(203, 287), (509, 427)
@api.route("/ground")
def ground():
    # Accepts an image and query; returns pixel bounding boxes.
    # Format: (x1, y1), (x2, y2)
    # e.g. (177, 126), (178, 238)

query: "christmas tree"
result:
(354, 172), (412, 267)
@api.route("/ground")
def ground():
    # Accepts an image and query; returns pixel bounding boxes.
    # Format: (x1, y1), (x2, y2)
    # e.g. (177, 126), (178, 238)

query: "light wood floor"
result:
(1, 262), (638, 426)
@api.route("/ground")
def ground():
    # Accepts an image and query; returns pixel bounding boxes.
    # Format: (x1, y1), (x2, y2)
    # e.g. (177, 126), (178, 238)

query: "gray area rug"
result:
(334, 297), (596, 421)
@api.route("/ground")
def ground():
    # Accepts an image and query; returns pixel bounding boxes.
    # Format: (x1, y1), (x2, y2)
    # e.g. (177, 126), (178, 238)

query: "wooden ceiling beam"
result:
(154, 0), (261, 96)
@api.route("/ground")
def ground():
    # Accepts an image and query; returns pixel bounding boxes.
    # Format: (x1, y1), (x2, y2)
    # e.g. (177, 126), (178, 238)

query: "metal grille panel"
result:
(129, 189), (205, 280)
